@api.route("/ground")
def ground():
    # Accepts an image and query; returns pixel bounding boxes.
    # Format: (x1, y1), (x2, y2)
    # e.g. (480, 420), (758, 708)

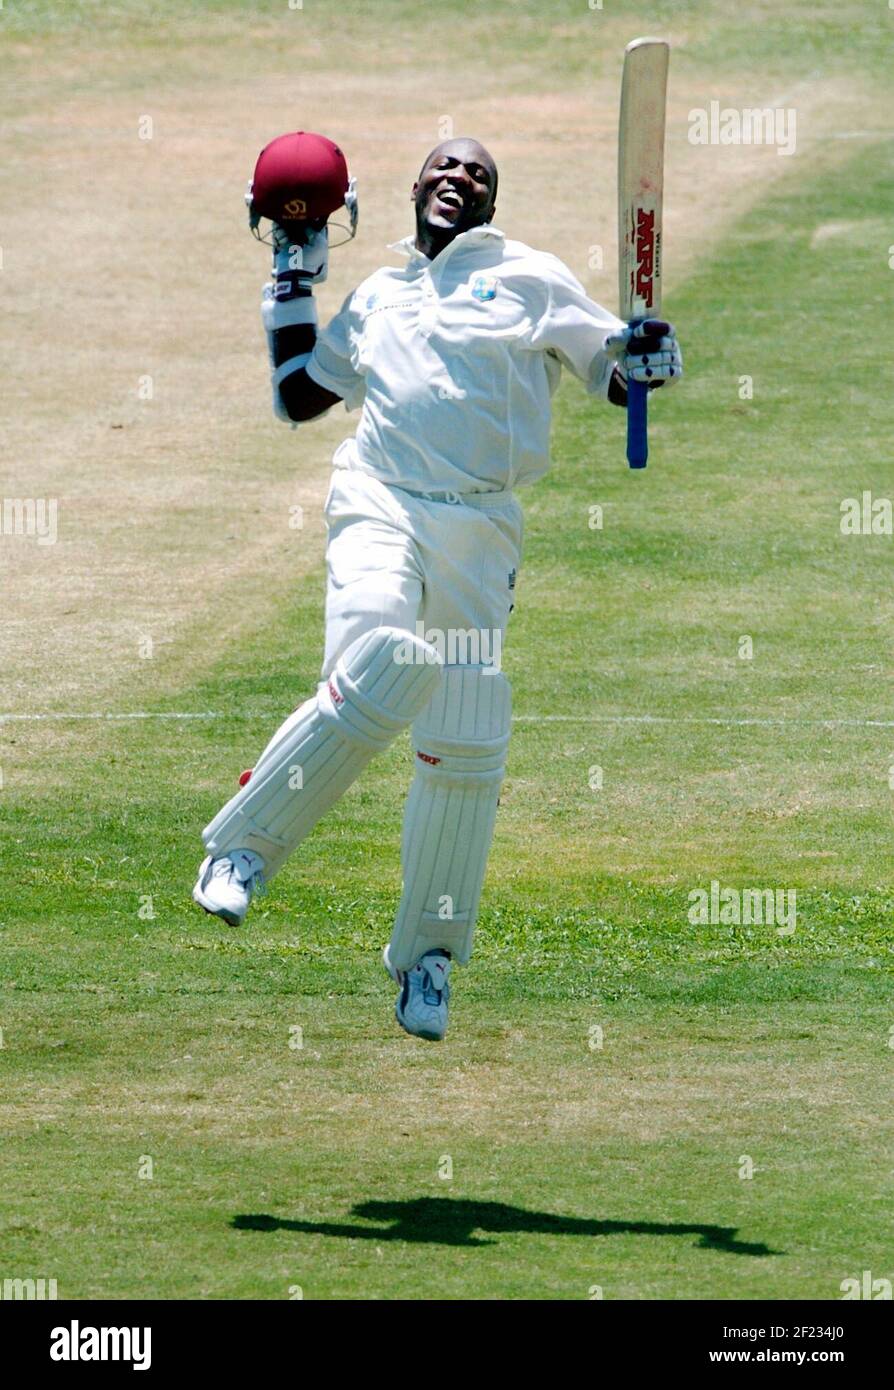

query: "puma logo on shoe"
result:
(192, 851), (265, 927)
(384, 946), (452, 1041)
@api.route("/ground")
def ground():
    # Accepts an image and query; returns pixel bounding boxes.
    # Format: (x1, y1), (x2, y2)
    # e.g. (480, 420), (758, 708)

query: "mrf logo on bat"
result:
(625, 206), (660, 312)
(635, 207), (659, 307)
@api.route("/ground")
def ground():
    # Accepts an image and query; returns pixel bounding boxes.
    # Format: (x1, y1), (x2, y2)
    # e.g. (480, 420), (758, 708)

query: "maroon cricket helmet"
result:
(250, 130), (349, 223)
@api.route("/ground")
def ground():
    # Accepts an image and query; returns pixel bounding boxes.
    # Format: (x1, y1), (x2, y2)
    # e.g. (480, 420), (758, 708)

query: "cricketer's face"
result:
(412, 139), (498, 244)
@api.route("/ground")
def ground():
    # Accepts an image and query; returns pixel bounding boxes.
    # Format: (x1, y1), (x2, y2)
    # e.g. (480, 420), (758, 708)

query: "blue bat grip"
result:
(626, 377), (648, 469)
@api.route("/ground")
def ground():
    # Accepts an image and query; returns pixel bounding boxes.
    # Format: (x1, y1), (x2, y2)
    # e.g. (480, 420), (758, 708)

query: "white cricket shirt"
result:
(306, 224), (624, 494)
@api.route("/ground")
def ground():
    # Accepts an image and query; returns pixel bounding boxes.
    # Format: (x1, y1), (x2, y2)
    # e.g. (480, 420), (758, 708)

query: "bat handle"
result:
(626, 377), (648, 469)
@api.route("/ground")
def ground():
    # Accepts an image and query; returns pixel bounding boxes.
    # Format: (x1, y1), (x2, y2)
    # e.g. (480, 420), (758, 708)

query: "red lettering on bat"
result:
(635, 208), (655, 304)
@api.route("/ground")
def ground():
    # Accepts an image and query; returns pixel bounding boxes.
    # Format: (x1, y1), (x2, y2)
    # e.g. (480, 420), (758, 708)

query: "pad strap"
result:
(261, 289), (319, 331)
(272, 353), (312, 388)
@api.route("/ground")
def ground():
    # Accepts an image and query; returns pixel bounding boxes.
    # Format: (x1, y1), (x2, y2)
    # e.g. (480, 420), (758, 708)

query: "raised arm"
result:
(261, 222), (344, 423)
(246, 130), (361, 425)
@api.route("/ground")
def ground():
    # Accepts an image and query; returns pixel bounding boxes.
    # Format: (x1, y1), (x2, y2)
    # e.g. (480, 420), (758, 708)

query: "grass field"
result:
(2, 0), (893, 1300)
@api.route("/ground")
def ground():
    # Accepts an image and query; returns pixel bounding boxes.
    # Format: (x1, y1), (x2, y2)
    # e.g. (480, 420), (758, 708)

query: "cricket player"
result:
(193, 133), (682, 1040)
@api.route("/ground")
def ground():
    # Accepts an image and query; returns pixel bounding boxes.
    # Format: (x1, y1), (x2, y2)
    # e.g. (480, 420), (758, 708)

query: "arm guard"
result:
(261, 227), (330, 423)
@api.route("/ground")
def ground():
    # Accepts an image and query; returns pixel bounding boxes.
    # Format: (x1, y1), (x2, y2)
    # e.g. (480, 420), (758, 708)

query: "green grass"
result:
(6, 0), (893, 88)
(2, 3), (894, 1301)
(2, 987), (890, 1299)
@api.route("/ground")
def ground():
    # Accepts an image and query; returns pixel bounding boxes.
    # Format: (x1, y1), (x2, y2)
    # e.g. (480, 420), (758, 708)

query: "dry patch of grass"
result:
(2, 15), (881, 727)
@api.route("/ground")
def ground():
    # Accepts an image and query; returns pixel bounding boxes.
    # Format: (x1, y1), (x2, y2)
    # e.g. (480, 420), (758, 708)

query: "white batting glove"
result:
(270, 221), (330, 288)
(605, 318), (683, 386)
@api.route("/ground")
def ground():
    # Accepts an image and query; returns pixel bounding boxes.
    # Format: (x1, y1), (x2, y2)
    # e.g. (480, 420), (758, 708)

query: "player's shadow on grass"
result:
(233, 1199), (778, 1255)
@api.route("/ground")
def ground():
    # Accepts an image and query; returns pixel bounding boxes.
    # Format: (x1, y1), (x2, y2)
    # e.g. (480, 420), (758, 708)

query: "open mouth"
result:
(433, 186), (464, 212)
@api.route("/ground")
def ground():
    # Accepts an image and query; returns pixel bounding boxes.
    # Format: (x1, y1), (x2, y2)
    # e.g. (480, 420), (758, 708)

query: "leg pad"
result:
(203, 626), (441, 879)
(388, 665), (511, 969)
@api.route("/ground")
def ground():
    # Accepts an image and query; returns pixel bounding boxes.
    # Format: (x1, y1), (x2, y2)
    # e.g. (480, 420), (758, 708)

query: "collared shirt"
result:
(305, 224), (624, 493)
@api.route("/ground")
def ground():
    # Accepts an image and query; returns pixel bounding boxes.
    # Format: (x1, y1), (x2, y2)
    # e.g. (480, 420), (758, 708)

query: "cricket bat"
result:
(618, 37), (669, 469)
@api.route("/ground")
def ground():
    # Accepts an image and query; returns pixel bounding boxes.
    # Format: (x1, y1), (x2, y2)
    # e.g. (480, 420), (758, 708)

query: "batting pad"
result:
(202, 626), (442, 879)
(388, 664), (512, 970)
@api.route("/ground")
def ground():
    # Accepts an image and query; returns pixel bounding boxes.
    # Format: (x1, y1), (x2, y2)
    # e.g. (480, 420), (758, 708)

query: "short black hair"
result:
(419, 139), (498, 200)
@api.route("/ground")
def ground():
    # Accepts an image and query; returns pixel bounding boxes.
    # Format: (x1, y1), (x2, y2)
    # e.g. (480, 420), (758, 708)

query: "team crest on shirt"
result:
(471, 274), (499, 302)
(366, 291), (379, 310)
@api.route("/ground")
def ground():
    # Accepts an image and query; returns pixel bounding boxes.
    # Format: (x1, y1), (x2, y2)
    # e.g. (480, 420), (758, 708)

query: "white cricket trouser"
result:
(321, 467), (523, 675)
(202, 466), (523, 968)
(322, 467), (523, 969)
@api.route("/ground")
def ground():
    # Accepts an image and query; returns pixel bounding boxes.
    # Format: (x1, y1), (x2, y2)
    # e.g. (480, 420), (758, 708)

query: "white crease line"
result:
(0, 712), (220, 723)
(1, 711), (892, 729)
(514, 715), (894, 727)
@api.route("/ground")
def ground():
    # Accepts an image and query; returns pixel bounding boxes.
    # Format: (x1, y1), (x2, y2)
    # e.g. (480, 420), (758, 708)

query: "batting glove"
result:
(605, 318), (683, 386)
(270, 220), (330, 290)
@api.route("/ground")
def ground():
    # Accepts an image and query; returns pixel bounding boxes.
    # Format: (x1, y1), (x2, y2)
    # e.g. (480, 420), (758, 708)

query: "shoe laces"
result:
(213, 854), (265, 896)
(419, 952), (450, 1005)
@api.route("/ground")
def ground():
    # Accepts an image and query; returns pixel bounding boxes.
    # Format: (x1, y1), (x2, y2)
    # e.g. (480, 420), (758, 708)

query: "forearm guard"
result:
(261, 230), (329, 422)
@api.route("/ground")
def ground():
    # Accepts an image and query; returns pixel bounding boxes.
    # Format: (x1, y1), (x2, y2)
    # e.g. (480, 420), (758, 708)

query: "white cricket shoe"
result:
(383, 945), (452, 1042)
(192, 850), (265, 926)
